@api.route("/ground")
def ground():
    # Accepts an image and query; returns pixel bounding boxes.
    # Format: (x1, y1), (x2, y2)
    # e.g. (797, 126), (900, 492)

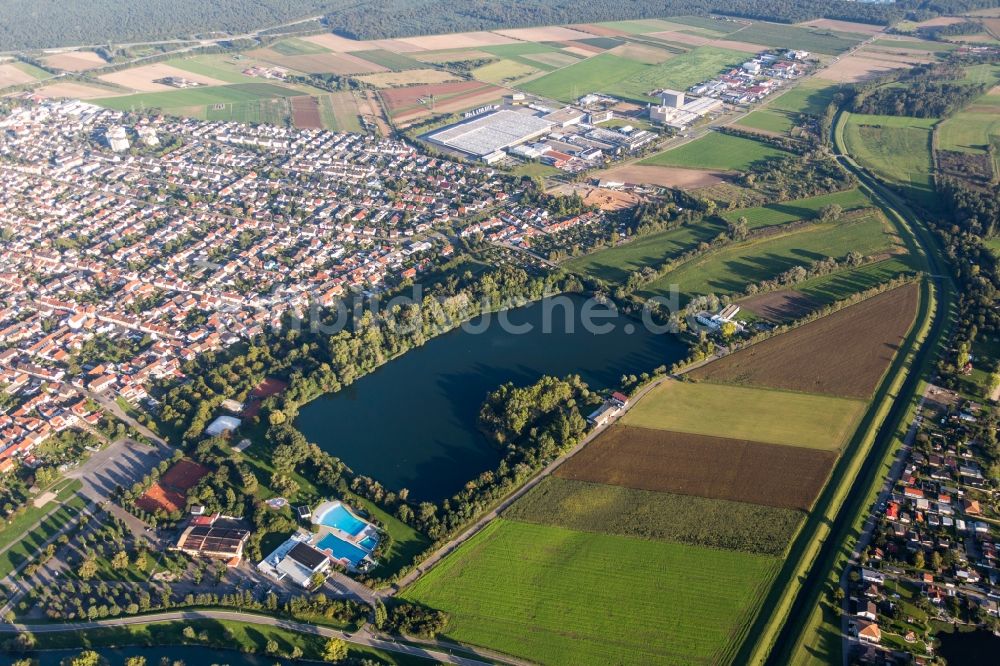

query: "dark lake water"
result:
(295, 295), (686, 501)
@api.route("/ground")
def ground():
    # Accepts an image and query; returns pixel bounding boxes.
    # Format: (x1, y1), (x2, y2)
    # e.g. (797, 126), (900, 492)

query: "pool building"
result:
(257, 500), (380, 586)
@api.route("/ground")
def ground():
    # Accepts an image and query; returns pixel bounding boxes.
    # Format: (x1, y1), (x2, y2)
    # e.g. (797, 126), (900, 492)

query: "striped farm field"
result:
(622, 380), (866, 450)
(403, 519), (779, 666)
(691, 282), (920, 399)
(555, 425), (835, 511)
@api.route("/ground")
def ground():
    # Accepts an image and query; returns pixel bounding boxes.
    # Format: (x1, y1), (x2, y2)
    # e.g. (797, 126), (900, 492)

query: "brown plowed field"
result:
(740, 289), (820, 322)
(556, 425), (835, 510)
(291, 96), (322, 129)
(691, 282), (919, 399)
(381, 80), (484, 111)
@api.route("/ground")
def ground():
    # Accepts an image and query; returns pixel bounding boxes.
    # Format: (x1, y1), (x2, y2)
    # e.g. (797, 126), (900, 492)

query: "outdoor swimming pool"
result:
(317, 503), (367, 536)
(317, 533), (370, 567)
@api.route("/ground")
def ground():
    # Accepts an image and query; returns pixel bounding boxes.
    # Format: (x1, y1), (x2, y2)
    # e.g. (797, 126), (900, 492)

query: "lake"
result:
(295, 294), (686, 501)
(935, 626), (1000, 664)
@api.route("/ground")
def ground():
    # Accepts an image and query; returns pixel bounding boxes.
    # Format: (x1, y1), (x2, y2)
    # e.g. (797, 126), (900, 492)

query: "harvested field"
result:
(692, 282), (920, 399)
(136, 458), (210, 514)
(623, 380), (865, 450)
(647, 31), (767, 53)
(40, 50), (107, 71)
(494, 26), (595, 42)
(252, 50), (387, 75)
(0, 63), (39, 87)
(381, 80), (483, 111)
(356, 69), (460, 88)
(34, 81), (120, 99)
(507, 476), (803, 555)
(740, 289), (820, 322)
(301, 33), (379, 51)
(99, 63), (227, 92)
(556, 425), (835, 511)
(598, 164), (729, 189)
(413, 49), (494, 64)
(609, 42), (676, 64)
(817, 55), (907, 83)
(472, 59), (540, 84)
(397, 31), (519, 50)
(572, 23), (630, 37)
(290, 96), (322, 129)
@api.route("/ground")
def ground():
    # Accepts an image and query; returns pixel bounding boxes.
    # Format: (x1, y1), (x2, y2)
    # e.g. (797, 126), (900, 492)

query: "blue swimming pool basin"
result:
(316, 533), (369, 567)
(317, 503), (368, 536)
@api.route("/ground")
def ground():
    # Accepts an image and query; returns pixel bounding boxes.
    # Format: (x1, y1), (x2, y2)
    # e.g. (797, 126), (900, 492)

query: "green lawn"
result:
(728, 22), (867, 55)
(506, 477), (802, 556)
(623, 380), (865, 449)
(403, 519), (780, 666)
(986, 237), (1000, 259)
(93, 82), (299, 111)
(0, 479), (82, 553)
(737, 108), (796, 134)
(12, 60), (52, 80)
(482, 43), (561, 57)
(347, 493), (431, 580)
(0, 493), (88, 578)
(639, 211), (894, 301)
(563, 219), (726, 284)
(641, 131), (790, 171)
(472, 59), (539, 84)
(270, 38), (331, 56)
(842, 112), (937, 209)
(769, 78), (843, 116)
(720, 189), (872, 229)
(937, 91), (1000, 170)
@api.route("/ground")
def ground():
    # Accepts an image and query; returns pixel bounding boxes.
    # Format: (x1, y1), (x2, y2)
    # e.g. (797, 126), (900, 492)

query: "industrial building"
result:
(659, 89), (686, 109)
(427, 109), (553, 162)
(649, 95), (724, 130)
(173, 517), (251, 565)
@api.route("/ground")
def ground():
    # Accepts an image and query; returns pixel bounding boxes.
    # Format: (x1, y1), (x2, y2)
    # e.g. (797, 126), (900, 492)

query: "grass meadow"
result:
(641, 131), (790, 171)
(737, 108), (796, 134)
(622, 380), (866, 449)
(562, 218), (726, 283)
(403, 519), (779, 666)
(769, 79), (842, 116)
(795, 256), (917, 304)
(730, 22), (867, 55)
(94, 82), (298, 112)
(842, 112), (937, 208)
(638, 211), (894, 301)
(719, 189), (871, 229)
(506, 476), (803, 556)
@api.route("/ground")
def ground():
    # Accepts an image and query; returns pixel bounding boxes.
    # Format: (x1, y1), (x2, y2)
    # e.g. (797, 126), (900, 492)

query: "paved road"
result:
(0, 609), (496, 666)
(393, 375), (670, 591)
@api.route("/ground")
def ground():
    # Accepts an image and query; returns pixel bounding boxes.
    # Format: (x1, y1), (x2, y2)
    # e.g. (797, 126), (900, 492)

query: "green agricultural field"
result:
(403, 519), (779, 666)
(94, 82), (298, 112)
(518, 52), (647, 102)
(594, 19), (686, 35)
(563, 219), (727, 283)
(795, 256), (918, 304)
(662, 16), (740, 35)
(937, 93), (1000, 165)
(622, 380), (866, 450)
(639, 210), (894, 301)
(270, 38), (330, 56)
(958, 62), (1000, 85)
(12, 60), (51, 80)
(842, 112), (936, 208)
(353, 49), (425, 71)
(166, 56), (261, 84)
(769, 79), (842, 116)
(204, 97), (290, 125)
(472, 59), (539, 84)
(506, 477), (803, 556)
(729, 22), (867, 55)
(720, 189), (871, 229)
(737, 108), (796, 134)
(482, 42), (561, 57)
(641, 131), (790, 171)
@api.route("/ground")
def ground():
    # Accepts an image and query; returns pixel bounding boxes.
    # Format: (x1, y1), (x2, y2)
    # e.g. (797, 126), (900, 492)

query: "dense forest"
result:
(2, 0), (1000, 51)
(851, 81), (988, 118)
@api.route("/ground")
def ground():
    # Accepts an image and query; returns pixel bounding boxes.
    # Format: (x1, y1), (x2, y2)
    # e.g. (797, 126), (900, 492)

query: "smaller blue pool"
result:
(359, 535), (379, 550)
(318, 503), (368, 536)
(316, 534), (369, 567)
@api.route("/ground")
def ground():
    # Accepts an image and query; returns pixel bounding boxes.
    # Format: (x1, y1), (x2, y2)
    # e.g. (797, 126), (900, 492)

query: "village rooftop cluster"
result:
(0, 99), (601, 472)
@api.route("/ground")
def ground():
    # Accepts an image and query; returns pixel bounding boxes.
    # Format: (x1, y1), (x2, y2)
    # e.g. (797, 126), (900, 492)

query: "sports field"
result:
(403, 519), (779, 666)
(639, 211), (895, 301)
(623, 380), (866, 449)
(562, 218), (726, 284)
(93, 82), (299, 112)
(641, 132), (790, 171)
(719, 189), (871, 229)
(842, 112), (937, 207)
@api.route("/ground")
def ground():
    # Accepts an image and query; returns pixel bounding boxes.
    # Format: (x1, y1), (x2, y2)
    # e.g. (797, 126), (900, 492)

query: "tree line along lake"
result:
(295, 295), (687, 501)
